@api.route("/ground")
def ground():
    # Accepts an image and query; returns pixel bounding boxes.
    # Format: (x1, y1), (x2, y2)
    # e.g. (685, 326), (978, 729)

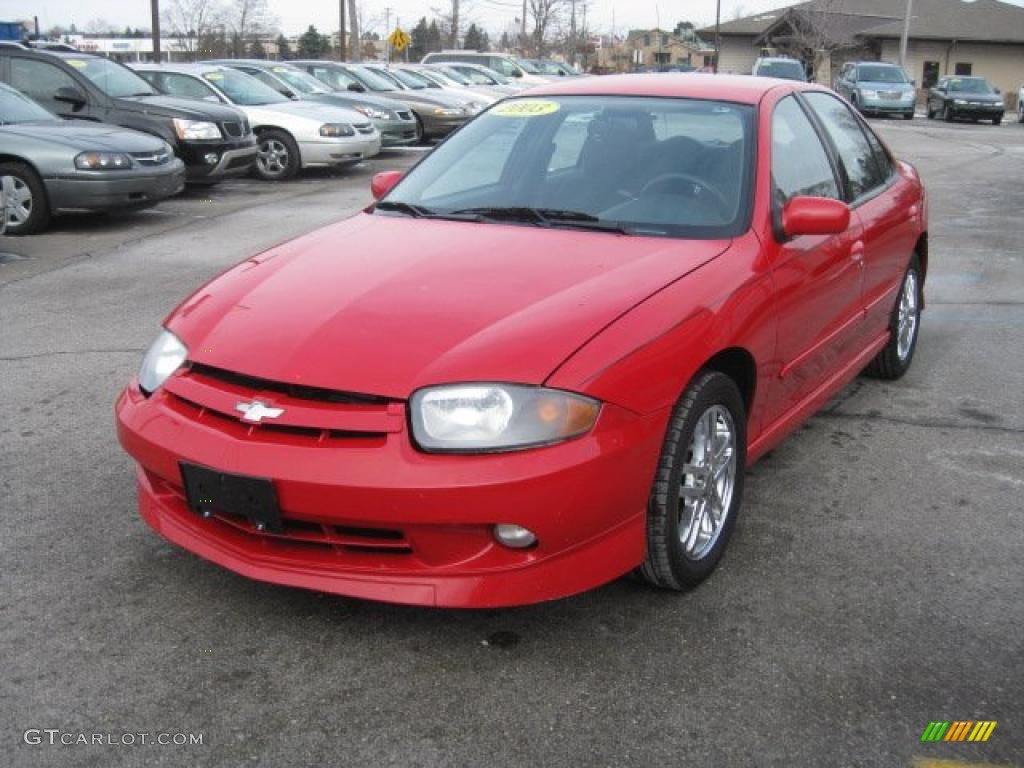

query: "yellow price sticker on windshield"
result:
(67, 59), (87, 69)
(492, 100), (560, 117)
(205, 72), (224, 81)
(273, 67), (289, 73)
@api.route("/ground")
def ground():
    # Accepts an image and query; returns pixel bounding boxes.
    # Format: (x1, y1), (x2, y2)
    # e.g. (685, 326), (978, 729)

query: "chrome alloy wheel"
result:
(257, 138), (289, 177)
(897, 270), (919, 362)
(678, 405), (738, 560)
(3, 176), (32, 226)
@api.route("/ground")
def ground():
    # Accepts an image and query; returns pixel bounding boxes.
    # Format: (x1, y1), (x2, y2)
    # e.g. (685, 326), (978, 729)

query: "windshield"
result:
(517, 59), (541, 74)
(462, 65), (509, 84)
(947, 77), (994, 94)
(308, 65), (359, 91)
(389, 69), (430, 89)
(0, 84), (56, 123)
(857, 65), (908, 83)
(377, 96), (754, 239)
(412, 69), (451, 87)
(69, 56), (156, 97)
(271, 66), (331, 94)
(206, 69), (287, 105)
(348, 66), (400, 92)
(755, 60), (805, 80)
(436, 66), (472, 85)
(535, 61), (566, 75)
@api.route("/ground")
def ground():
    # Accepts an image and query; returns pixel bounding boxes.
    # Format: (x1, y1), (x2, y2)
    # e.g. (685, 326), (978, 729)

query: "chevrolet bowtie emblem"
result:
(235, 400), (285, 423)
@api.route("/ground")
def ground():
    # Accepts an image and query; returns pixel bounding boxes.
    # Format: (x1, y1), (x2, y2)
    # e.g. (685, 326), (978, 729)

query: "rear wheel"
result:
(865, 254), (922, 380)
(254, 129), (300, 181)
(0, 161), (49, 236)
(638, 371), (746, 590)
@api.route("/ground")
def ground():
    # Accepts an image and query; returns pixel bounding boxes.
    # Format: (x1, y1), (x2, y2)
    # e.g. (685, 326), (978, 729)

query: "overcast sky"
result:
(5, 0), (1024, 39)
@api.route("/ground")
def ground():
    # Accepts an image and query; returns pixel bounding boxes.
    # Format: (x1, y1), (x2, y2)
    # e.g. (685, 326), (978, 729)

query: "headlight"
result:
(74, 151), (133, 170)
(858, 89), (878, 99)
(410, 384), (600, 453)
(172, 118), (222, 140)
(138, 329), (188, 394)
(432, 107), (465, 116)
(995, 100), (1004, 108)
(353, 105), (390, 120)
(320, 123), (356, 137)
(954, 99), (968, 105)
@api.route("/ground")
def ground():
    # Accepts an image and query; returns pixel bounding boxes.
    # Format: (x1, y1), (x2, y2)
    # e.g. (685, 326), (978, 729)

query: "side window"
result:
(861, 125), (893, 183)
(803, 92), (886, 200)
(161, 73), (219, 101)
(9, 58), (78, 104)
(954, 62), (972, 76)
(771, 95), (840, 205)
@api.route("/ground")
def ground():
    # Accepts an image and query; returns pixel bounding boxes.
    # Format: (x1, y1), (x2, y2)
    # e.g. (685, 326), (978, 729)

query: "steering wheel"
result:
(640, 173), (731, 214)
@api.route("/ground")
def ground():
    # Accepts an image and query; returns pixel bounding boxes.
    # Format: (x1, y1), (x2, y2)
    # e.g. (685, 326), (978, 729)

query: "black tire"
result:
(992, 115), (1002, 126)
(926, 103), (935, 119)
(413, 113), (427, 145)
(0, 161), (50, 235)
(943, 104), (954, 122)
(638, 371), (747, 590)
(1018, 104), (1024, 123)
(903, 111), (914, 120)
(253, 129), (300, 181)
(865, 254), (923, 380)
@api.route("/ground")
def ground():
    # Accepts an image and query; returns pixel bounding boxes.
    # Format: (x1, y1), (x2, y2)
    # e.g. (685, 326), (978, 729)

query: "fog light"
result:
(204, 153), (219, 165)
(493, 524), (536, 549)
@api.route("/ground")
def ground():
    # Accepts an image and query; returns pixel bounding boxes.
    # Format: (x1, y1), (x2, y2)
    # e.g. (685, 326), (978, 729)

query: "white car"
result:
(133, 63), (381, 181)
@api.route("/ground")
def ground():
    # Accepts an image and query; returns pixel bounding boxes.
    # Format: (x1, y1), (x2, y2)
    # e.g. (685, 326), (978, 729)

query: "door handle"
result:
(850, 241), (865, 264)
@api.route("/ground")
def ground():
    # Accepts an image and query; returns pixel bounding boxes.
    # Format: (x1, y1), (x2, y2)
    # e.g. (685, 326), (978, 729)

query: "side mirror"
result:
(781, 196), (850, 238)
(54, 85), (87, 108)
(910, 78), (917, 87)
(994, 87), (1001, 94)
(371, 170), (404, 200)
(347, 82), (366, 92)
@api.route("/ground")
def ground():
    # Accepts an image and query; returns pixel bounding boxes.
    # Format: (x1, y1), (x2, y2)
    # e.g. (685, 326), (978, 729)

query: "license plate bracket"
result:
(180, 462), (283, 533)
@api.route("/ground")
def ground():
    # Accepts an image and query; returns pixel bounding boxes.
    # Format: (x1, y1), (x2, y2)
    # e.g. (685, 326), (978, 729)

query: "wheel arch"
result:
(253, 124), (302, 169)
(0, 154), (52, 214)
(914, 231), (928, 308)
(699, 347), (757, 420)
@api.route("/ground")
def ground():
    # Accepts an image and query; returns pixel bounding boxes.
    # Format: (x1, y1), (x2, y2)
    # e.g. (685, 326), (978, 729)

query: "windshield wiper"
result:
(451, 206), (633, 234)
(374, 200), (436, 218)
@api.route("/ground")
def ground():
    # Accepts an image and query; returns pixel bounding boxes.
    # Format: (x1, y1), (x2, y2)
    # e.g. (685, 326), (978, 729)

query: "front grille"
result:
(395, 110), (412, 121)
(131, 150), (171, 166)
(188, 363), (394, 406)
(222, 120), (245, 138)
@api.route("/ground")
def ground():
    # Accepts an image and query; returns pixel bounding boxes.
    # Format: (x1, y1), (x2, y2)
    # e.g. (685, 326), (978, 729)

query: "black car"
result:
(926, 75), (1005, 125)
(0, 43), (257, 183)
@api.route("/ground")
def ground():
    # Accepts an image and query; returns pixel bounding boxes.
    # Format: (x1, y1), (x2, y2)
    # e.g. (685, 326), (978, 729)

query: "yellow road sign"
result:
(388, 28), (411, 52)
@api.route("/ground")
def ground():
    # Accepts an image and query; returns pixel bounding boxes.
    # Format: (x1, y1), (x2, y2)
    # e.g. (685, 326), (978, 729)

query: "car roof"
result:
(525, 73), (803, 105)
(133, 62), (223, 74)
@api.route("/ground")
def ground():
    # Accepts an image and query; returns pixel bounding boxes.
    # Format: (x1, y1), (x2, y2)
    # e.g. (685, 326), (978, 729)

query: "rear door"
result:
(768, 94), (865, 418)
(802, 91), (920, 339)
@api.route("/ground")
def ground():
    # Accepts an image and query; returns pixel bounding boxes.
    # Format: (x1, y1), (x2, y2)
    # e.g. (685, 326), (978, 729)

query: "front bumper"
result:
(44, 161), (186, 213)
(419, 113), (469, 138)
(375, 119), (420, 146)
(859, 96), (916, 115)
(299, 135), (382, 167)
(115, 380), (665, 607)
(947, 104), (1004, 120)
(181, 138), (258, 182)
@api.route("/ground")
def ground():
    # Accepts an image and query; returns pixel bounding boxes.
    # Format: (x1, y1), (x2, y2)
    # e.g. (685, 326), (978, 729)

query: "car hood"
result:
(0, 120), (167, 151)
(243, 99), (366, 124)
(381, 88), (467, 108)
(946, 91), (1001, 103)
(309, 90), (411, 113)
(168, 214), (730, 398)
(859, 80), (914, 91)
(120, 94), (245, 121)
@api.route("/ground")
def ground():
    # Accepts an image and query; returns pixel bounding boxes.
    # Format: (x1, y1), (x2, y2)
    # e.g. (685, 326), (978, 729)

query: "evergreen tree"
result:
(463, 23), (483, 51)
(249, 37), (267, 58)
(276, 34), (292, 60)
(410, 17), (430, 62)
(426, 20), (443, 53)
(499, 31), (511, 51)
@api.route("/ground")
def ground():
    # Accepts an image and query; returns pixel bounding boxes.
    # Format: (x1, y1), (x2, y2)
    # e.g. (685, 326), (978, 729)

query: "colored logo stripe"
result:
(921, 721), (997, 742)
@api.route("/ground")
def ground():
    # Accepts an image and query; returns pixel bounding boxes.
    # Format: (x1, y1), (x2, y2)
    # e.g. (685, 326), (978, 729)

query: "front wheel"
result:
(638, 371), (746, 590)
(1018, 102), (1024, 123)
(0, 161), (50, 235)
(992, 114), (1002, 126)
(943, 104), (954, 122)
(903, 111), (915, 120)
(254, 129), (300, 181)
(865, 255), (922, 380)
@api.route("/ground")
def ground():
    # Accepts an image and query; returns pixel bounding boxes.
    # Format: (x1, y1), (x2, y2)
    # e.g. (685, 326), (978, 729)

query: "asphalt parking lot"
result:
(2, 121), (1022, 767)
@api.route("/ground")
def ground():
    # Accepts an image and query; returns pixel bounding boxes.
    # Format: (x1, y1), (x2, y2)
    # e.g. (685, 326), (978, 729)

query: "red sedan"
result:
(116, 75), (927, 607)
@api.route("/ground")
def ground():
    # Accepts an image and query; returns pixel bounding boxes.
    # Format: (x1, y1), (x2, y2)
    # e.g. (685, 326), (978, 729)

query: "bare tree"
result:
(528, 0), (564, 57)
(163, 0), (224, 60)
(778, 0), (851, 82)
(224, 0), (277, 57)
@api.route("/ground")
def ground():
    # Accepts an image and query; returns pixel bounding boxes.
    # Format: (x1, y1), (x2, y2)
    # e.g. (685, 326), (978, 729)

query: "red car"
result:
(116, 75), (927, 607)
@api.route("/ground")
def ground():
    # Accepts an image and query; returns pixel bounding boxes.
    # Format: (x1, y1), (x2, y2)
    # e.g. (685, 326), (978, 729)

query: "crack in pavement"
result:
(0, 348), (144, 362)
(817, 410), (1024, 435)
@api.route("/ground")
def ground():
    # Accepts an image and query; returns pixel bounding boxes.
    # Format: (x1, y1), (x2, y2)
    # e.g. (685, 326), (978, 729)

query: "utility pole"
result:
(899, 0), (914, 69)
(150, 0), (161, 62)
(713, 0), (721, 73)
(338, 0), (346, 60)
(385, 7), (391, 65)
(452, 0), (460, 48)
(570, 0), (576, 66)
(521, 0), (527, 56)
